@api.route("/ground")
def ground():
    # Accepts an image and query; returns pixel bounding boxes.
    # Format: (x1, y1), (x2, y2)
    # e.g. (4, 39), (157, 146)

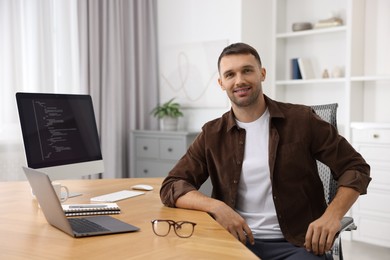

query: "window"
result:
(0, 0), (82, 180)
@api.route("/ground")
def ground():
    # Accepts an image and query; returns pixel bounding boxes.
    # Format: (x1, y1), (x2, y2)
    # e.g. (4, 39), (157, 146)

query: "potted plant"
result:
(151, 98), (183, 131)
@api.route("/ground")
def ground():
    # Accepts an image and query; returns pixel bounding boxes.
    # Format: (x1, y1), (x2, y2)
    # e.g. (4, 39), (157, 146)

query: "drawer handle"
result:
(372, 134), (380, 139)
(167, 148), (173, 152)
(143, 146), (148, 150)
(143, 169), (148, 174)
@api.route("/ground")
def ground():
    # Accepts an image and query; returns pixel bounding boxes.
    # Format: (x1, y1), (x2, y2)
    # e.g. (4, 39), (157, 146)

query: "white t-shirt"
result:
(235, 109), (283, 239)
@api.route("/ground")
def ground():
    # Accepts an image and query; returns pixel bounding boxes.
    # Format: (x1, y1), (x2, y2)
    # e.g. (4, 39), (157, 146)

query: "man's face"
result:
(218, 54), (266, 108)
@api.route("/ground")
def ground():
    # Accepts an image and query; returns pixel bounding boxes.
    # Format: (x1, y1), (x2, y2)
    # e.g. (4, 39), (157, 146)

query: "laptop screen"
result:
(16, 93), (103, 169)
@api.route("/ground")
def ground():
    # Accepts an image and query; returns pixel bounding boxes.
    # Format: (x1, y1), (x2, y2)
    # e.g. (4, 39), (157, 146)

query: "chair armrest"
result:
(340, 216), (357, 232)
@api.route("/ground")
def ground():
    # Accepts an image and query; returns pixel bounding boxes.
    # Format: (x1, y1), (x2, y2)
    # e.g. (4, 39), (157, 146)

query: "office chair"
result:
(311, 103), (357, 260)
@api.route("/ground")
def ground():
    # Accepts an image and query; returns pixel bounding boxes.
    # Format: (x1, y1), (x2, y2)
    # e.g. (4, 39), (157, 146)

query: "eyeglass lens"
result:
(151, 220), (195, 238)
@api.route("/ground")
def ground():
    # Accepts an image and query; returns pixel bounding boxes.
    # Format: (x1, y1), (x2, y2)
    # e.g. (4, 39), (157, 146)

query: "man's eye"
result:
(243, 68), (252, 73)
(225, 73), (234, 78)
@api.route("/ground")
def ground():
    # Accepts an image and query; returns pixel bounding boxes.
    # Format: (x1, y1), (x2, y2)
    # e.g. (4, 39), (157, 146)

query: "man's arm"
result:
(304, 186), (360, 255)
(175, 190), (254, 245)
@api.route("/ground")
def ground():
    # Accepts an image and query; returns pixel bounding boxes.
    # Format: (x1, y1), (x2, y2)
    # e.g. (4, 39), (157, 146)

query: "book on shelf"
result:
(291, 58), (302, 80)
(297, 58), (315, 79)
(62, 203), (121, 217)
(313, 17), (343, 29)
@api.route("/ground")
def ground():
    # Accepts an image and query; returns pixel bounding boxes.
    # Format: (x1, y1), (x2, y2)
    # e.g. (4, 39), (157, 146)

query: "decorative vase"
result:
(162, 117), (178, 131)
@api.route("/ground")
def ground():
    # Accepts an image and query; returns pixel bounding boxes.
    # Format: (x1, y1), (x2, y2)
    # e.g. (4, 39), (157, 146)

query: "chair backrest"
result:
(310, 103), (338, 204)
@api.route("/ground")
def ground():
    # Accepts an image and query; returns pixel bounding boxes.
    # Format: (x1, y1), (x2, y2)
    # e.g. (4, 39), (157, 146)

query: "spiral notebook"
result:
(62, 203), (121, 217)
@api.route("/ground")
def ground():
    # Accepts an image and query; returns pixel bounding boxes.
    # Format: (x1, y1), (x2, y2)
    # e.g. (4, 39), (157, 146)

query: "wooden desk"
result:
(0, 178), (258, 259)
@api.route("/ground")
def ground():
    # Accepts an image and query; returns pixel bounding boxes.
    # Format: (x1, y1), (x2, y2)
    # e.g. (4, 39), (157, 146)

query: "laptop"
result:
(23, 166), (140, 238)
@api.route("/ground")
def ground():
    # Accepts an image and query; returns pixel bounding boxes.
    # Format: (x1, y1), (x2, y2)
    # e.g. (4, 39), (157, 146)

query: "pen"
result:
(69, 205), (108, 208)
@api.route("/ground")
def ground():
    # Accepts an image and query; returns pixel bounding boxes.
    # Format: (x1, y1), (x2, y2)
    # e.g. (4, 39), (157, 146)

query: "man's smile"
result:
(233, 87), (252, 96)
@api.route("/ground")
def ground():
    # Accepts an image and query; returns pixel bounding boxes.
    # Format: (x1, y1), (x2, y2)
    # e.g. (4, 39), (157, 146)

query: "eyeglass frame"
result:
(151, 219), (197, 238)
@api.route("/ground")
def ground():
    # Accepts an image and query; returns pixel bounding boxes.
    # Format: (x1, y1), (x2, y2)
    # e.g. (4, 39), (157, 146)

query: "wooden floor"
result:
(342, 239), (390, 260)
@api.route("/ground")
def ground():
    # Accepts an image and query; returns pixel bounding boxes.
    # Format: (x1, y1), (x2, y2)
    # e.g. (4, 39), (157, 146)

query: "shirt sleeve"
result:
(337, 169), (371, 195)
(160, 130), (209, 207)
(309, 110), (371, 194)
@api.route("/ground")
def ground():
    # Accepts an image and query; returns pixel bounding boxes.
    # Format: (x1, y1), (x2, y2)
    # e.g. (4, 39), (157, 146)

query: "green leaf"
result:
(150, 98), (183, 119)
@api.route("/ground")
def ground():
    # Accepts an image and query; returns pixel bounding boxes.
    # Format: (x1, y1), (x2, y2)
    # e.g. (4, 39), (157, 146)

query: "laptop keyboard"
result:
(69, 218), (109, 233)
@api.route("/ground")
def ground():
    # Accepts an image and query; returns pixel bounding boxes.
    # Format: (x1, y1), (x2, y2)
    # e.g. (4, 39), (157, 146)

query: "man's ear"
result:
(218, 78), (226, 90)
(260, 68), (267, 81)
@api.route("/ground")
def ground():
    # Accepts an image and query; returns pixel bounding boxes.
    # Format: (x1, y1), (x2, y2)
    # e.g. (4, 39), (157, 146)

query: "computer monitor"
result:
(16, 92), (104, 180)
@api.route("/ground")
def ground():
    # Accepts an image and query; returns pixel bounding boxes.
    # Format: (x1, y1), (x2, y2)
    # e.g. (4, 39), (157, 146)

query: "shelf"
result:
(276, 26), (347, 39)
(351, 75), (390, 82)
(276, 76), (390, 86)
(276, 78), (346, 86)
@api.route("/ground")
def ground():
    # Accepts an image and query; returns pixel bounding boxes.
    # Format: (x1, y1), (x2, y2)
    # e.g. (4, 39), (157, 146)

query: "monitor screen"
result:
(16, 92), (104, 180)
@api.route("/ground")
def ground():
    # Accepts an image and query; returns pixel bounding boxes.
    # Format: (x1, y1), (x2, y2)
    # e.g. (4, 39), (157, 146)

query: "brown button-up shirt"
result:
(160, 95), (371, 246)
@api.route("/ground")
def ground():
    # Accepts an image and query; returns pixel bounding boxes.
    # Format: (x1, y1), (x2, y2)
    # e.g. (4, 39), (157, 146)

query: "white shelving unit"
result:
(271, 0), (390, 248)
(271, 0), (390, 140)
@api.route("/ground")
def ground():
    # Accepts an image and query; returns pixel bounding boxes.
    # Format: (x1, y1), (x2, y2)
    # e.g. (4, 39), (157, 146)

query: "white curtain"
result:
(78, 0), (159, 178)
(0, 0), (82, 180)
(0, 0), (159, 180)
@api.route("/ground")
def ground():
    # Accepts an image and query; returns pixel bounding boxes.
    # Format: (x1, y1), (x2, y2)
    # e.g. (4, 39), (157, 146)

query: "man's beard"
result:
(229, 86), (261, 108)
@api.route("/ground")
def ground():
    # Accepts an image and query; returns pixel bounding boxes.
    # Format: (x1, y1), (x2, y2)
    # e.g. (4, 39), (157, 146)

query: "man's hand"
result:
(304, 186), (360, 255)
(210, 202), (255, 245)
(175, 190), (254, 245)
(304, 214), (340, 255)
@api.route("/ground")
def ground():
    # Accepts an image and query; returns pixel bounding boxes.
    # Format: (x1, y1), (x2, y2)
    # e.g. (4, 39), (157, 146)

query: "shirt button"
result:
(233, 180), (238, 184)
(239, 140), (244, 145)
(236, 161), (241, 165)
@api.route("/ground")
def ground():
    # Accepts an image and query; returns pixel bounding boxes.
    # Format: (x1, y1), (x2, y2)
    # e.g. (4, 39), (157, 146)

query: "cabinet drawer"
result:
(135, 138), (159, 159)
(132, 130), (199, 179)
(135, 160), (175, 177)
(357, 191), (390, 215)
(358, 145), (390, 161)
(159, 139), (186, 160)
(352, 128), (390, 144)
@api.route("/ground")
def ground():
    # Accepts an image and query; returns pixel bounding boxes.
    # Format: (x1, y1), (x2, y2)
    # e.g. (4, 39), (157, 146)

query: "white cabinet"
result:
(350, 122), (390, 248)
(131, 130), (199, 178)
(271, 0), (390, 139)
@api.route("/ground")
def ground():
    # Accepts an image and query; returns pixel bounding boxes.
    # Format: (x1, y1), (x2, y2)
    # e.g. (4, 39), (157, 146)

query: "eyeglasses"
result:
(151, 219), (197, 238)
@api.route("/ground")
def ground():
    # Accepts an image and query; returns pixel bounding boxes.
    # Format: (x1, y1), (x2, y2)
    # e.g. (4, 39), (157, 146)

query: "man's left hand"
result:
(304, 214), (341, 255)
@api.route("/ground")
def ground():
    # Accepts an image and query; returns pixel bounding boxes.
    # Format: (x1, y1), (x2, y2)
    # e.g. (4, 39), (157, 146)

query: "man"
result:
(160, 43), (370, 259)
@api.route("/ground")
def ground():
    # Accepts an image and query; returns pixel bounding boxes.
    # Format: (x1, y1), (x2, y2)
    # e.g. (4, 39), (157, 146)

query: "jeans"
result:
(245, 238), (333, 260)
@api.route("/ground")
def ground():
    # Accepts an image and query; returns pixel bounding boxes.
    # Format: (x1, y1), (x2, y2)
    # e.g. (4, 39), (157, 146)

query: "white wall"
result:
(362, 0), (390, 122)
(157, 0), (273, 131)
(241, 0), (274, 98)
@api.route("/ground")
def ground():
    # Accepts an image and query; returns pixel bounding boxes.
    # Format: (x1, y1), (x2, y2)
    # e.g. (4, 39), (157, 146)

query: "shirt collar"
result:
(264, 95), (284, 120)
(225, 95), (285, 132)
(226, 109), (237, 132)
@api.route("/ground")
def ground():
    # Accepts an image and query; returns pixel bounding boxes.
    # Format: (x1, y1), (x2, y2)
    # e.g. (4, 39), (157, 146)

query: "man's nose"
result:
(235, 73), (246, 86)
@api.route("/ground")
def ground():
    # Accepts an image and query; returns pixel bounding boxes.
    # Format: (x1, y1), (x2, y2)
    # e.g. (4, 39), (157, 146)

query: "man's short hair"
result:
(217, 42), (262, 72)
